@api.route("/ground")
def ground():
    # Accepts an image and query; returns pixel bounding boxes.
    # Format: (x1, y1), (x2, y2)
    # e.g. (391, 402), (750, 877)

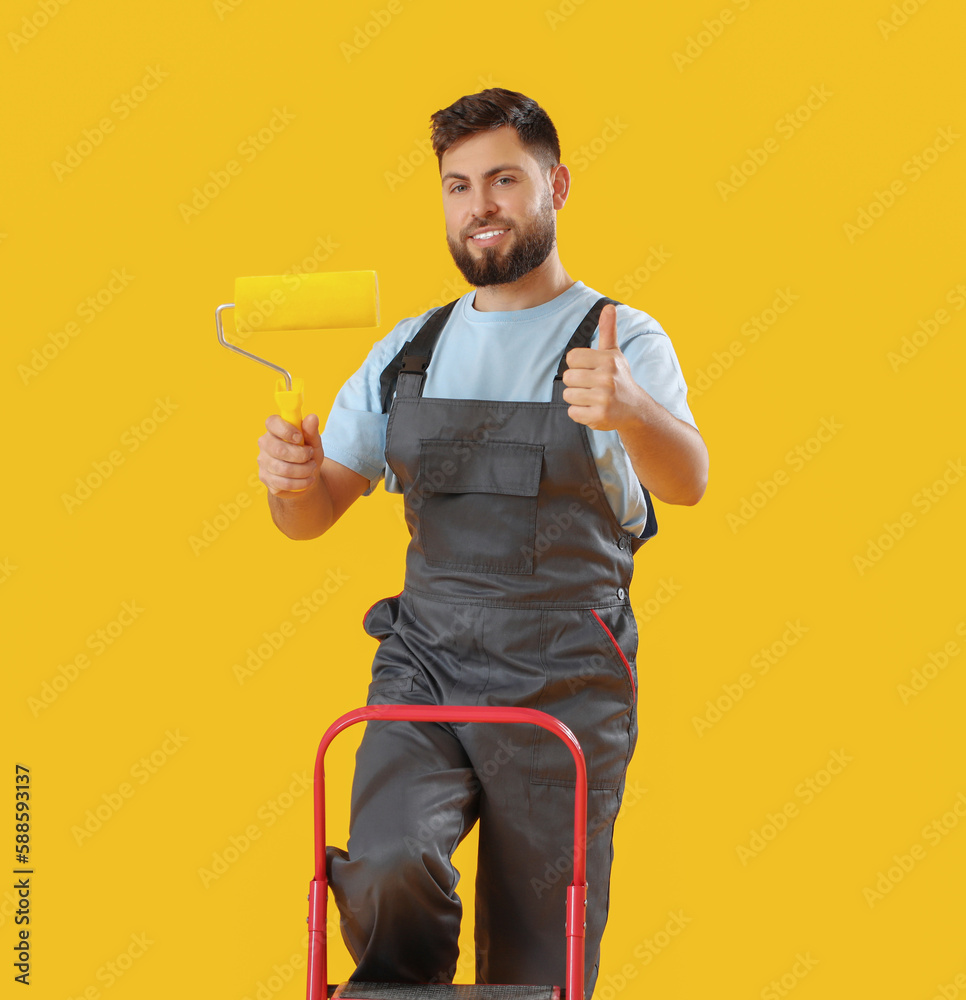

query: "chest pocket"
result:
(414, 438), (543, 575)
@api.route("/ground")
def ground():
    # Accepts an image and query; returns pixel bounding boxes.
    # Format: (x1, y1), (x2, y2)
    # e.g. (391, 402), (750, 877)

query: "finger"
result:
(259, 431), (314, 464)
(596, 304), (618, 352)
(565, 346), (601, 370)
(566, 404), (596, 427)
(561, 367), (598, 388)
(301, 413), (324, 451)
(266, 475), (315, 496)
(561, 385), (604, 407)
(259, 453), (316, 484)
(267, 413), (304, 445)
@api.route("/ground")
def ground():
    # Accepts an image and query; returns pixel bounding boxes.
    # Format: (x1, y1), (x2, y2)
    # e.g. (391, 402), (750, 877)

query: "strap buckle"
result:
(400, 354), (430, 374)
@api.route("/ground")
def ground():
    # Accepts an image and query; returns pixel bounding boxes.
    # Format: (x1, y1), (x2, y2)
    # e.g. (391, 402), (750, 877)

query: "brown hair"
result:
(429, 88), (561, 176)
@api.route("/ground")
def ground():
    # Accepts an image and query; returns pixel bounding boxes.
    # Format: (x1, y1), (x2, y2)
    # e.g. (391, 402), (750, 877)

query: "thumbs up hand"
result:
(562, 303), (644, 432)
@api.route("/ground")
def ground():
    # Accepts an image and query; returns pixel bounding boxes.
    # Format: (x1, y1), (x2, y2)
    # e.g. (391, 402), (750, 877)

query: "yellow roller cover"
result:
(234, 270), (379, 333)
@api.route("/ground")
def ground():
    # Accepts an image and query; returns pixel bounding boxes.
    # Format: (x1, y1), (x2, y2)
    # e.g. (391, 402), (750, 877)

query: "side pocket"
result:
(591, 607), (637, 700)
(361, 592), (413, 640)
(529, 607), (637, 791)
(362, 594), (419, 703)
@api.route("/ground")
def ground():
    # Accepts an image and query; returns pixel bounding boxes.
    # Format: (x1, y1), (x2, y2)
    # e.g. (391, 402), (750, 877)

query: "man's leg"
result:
(326, 716), (480, 983)
(469, 746), (630, 995)
(467, 604), (639, 996)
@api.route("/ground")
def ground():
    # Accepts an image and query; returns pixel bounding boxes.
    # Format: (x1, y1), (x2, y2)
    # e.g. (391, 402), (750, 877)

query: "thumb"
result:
(301, 413), (323, 449)
(596, 303), (618, 351)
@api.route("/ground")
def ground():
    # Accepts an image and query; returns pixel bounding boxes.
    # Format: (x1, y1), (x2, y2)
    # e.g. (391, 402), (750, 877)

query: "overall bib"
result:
(326, 294), (656, 995)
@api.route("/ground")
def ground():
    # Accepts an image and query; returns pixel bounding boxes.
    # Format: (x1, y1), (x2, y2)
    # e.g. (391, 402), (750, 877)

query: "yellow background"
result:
(4, 0), (964, 997)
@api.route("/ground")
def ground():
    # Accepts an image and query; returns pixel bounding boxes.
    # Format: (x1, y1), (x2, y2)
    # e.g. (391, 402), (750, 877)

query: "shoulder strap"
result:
(551, 294), (659, 546)
(377, 299), (460, 413)
(553, 296), (618, 381)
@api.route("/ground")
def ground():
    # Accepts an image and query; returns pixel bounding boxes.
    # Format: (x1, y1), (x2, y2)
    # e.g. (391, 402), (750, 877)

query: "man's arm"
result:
(257, 413), (370, 539)
(606, 390), (708, 506)
(562, 303), (709, 506)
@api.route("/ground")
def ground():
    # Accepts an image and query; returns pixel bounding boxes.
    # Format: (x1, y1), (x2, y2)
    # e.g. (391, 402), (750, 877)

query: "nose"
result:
(467, 186), (499, 225)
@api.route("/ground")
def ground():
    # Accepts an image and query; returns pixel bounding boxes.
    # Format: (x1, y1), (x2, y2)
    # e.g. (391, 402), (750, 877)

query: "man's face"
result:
(440, 125), (562, 288)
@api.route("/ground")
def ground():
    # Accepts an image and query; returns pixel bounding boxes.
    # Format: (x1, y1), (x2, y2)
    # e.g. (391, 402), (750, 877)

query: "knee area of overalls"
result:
(333, 837), (455, 900)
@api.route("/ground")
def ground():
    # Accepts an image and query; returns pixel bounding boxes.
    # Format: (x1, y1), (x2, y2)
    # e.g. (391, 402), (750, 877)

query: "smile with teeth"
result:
(470, 229), (508, 244)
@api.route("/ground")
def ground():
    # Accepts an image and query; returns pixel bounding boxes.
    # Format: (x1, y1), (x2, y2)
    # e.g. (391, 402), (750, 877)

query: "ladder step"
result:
(331, 984), (561, 999)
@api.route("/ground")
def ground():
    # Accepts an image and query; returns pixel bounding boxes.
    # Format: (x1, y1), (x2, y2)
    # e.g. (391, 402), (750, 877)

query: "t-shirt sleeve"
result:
(319, 320), (415, 496)
(615, 309), (698, 431)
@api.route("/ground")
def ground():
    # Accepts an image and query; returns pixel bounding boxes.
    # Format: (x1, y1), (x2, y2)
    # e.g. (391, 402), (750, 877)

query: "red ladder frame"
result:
(306, 704), (589, 1000)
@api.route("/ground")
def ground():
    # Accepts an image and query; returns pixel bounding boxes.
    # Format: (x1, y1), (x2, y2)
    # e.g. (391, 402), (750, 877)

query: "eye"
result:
(451, 183), (466, 193)
(496, 176), (513, 185)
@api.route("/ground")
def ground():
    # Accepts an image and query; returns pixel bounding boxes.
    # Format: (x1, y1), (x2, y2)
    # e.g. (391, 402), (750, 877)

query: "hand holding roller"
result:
(215, 270), (379, 490)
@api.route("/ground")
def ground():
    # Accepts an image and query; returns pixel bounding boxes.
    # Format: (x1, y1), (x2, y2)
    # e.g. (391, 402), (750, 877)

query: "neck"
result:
(471, 254), (574, 312)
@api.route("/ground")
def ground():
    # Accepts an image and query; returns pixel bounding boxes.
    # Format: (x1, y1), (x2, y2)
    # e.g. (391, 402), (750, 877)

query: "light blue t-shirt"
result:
(320, 280), (697, 537)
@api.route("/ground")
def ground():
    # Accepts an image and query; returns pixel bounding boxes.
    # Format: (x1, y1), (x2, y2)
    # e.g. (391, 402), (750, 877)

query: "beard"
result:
(446, 189), (557, 288)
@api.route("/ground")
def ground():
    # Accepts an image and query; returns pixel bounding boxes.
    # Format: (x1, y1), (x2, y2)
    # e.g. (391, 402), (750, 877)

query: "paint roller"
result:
(215, 270), (380, 485)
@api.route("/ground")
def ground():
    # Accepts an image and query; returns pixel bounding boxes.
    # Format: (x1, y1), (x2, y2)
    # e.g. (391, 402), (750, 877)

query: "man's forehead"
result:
(440, 127), (535, 179)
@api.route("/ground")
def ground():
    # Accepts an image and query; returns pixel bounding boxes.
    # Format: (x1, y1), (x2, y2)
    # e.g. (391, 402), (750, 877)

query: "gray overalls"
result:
(326, 295), (656, 996)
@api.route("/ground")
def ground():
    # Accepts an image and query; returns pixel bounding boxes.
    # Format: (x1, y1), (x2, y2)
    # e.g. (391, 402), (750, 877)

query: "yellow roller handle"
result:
(275, 375), (304, 434)
(274, 377), (308, 493)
